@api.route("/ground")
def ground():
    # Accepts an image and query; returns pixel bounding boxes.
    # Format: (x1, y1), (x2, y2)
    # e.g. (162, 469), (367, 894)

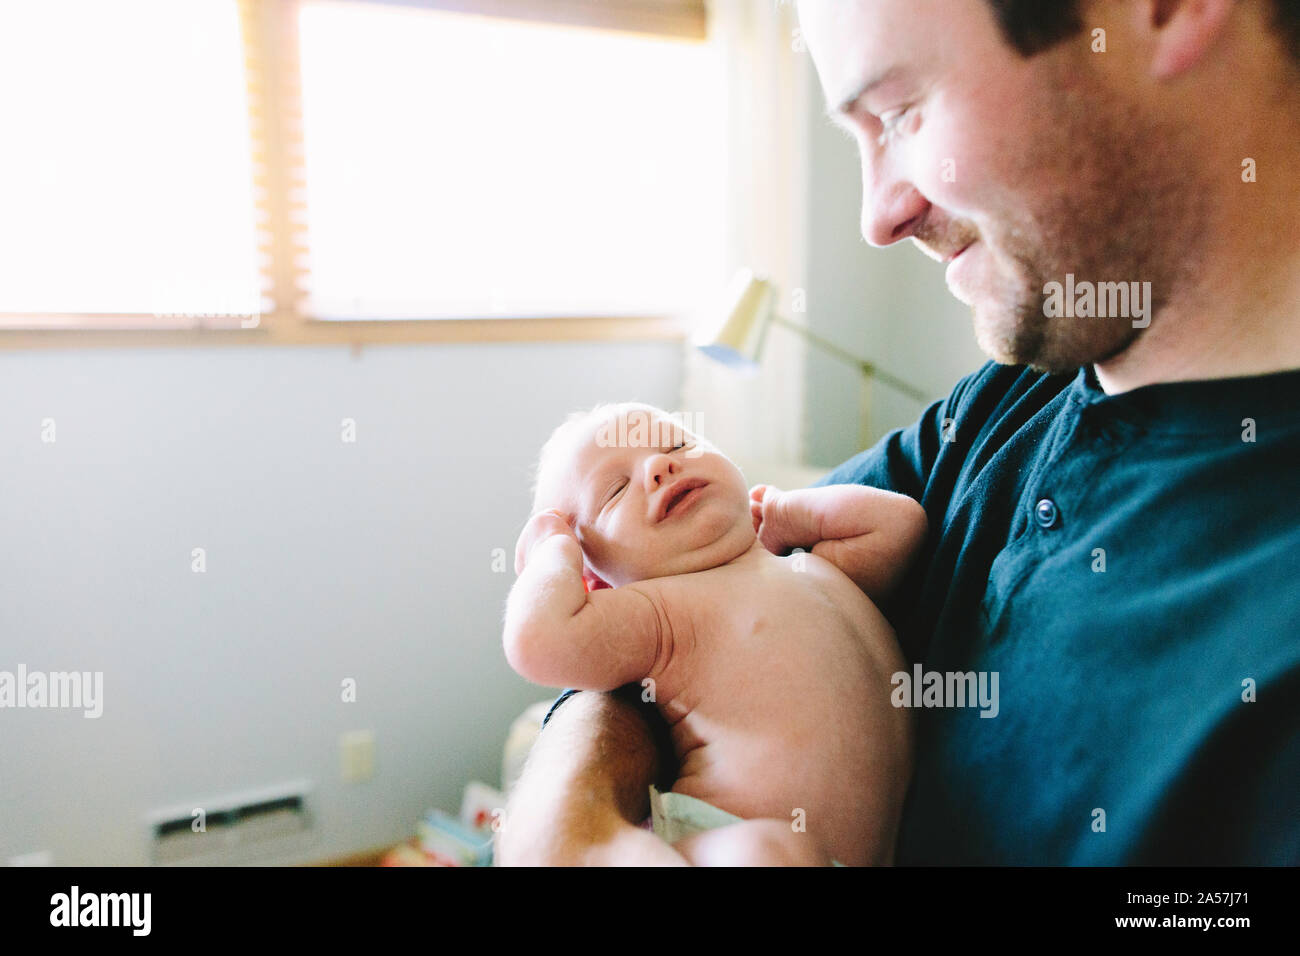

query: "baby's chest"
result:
(662, 595), (864, 738)
(671, 576), (847, 661)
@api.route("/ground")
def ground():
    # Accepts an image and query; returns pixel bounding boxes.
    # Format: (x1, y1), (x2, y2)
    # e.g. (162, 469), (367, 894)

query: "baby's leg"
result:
(672, 819), (834, 867)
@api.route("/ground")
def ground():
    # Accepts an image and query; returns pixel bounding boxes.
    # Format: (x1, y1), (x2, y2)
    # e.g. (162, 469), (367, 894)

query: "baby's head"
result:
(530, 402), (755, 588)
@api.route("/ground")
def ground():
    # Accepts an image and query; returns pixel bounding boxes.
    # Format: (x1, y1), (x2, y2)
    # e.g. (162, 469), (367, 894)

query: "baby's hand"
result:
(749, 484), (802, 556)
(749, 484), (771, 534)
(514, 509), (579, 575)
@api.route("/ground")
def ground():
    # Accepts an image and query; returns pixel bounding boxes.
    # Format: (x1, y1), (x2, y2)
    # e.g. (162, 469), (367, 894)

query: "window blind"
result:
(238, 0), (310, 327)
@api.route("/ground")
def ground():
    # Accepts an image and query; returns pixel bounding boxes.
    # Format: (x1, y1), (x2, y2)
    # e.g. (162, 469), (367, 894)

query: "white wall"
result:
(0, 339), (683, 865)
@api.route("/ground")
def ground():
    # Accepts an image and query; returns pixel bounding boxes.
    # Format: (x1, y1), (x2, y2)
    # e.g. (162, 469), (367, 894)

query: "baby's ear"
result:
(582, 565), (612, 592)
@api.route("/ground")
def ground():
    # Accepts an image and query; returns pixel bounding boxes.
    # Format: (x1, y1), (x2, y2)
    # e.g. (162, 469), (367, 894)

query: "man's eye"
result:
(876, 106), (914, 146)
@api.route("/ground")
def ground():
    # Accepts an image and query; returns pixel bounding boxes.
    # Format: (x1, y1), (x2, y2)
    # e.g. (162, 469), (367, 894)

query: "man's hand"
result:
(674, 819), (835, 866)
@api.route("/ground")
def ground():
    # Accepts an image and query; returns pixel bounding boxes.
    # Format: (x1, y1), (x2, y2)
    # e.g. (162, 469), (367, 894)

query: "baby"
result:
(503, 402), (925, 866)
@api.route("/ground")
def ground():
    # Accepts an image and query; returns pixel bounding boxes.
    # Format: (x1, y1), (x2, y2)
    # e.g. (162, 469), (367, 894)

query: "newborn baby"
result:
(504, 402), (925, 866)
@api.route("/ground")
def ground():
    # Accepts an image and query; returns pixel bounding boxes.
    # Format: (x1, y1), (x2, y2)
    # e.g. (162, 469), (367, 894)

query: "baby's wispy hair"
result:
(528, 400), (685, 516)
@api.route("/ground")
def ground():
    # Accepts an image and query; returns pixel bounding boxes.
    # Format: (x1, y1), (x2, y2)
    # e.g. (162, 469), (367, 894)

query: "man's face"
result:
(798, 0), (1198, 373)
(549, 410), (753, 588)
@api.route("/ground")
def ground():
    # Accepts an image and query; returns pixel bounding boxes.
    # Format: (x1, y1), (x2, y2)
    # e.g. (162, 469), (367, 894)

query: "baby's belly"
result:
(663, 614), (910, 866)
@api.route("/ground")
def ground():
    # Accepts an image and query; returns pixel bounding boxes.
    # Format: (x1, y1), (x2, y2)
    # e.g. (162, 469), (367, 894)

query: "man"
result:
(498, 0), (1300, 865)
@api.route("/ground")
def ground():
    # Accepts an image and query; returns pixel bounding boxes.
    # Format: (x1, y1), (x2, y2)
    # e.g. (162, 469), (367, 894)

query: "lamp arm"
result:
(769, 314), (931, 404)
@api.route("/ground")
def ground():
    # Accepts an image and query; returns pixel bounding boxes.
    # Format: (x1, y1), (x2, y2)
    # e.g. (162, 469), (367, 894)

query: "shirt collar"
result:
(1068, 363), (1300, 435)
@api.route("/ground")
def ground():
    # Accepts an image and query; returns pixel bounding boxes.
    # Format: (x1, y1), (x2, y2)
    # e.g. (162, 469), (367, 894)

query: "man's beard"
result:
(958, 67), (1206, 374)
(971, 245), (1146, 375)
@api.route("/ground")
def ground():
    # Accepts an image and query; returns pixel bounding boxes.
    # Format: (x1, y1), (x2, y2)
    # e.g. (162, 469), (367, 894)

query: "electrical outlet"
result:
(339, 729), (375, 783)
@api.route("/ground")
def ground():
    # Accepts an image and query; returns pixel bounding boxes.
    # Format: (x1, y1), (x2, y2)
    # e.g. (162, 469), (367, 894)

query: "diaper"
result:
(647, 785), (846, 865)
(648, 784), (743, 844)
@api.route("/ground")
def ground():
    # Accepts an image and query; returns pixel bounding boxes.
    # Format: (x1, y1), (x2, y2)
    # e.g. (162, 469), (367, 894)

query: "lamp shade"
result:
(692, 268), (776, 368)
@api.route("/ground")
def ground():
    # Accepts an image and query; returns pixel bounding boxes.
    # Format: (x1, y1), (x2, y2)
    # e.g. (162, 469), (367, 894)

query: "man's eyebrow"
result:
(826, 64), (909, 119)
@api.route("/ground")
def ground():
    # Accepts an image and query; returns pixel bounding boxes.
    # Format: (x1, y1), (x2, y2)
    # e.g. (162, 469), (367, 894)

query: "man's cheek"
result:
(906, 114), (993, 217)
(937, 75), (1037, 182)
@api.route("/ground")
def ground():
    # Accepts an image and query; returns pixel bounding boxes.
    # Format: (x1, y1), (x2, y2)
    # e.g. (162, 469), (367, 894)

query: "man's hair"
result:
(986, 0), (1300, 61)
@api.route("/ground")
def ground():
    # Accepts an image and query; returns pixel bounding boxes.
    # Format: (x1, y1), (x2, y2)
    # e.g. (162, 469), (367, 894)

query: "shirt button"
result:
(1034, 498), (1059, 529)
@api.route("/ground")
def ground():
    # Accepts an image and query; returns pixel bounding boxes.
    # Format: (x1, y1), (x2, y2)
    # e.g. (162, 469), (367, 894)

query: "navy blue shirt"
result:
(814, 361), (1300, 864)
(546, 361), (1300, 864)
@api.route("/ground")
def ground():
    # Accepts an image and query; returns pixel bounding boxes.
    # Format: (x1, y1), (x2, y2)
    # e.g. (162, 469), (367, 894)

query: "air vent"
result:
(147, 782), (314, 864)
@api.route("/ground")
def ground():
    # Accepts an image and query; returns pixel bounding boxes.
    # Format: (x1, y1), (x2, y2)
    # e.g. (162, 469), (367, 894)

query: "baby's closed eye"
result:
(602, 479), (628, 509)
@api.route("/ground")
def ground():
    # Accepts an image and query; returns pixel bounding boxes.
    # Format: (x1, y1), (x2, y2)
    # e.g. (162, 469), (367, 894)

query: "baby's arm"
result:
(750, 484), (927, 604)
(503, 509), (664, 690)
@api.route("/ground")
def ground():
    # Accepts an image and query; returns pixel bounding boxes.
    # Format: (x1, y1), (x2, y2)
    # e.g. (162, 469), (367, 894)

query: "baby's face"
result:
(548, 410), (755, 587)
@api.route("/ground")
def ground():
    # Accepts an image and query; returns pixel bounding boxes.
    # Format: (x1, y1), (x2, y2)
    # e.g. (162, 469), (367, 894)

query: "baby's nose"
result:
(645, 452), (679, 489)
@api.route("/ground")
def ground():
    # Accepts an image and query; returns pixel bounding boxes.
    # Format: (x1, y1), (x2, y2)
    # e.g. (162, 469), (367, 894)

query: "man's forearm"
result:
(496, 689), (681, 866)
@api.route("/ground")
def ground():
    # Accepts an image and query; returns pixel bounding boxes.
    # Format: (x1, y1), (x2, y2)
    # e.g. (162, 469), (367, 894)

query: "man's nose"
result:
(644, 452), (679, 492)
(860, 151), (928, 247)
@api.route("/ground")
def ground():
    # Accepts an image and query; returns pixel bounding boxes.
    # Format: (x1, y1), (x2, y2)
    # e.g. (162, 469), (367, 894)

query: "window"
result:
(0, 0), (261, 326)
(298, 1), (723, 319)
(0, 0), (722, 338)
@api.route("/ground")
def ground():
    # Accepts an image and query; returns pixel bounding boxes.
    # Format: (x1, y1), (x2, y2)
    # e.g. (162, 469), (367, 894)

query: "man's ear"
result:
(1145, 0), (1235, 79)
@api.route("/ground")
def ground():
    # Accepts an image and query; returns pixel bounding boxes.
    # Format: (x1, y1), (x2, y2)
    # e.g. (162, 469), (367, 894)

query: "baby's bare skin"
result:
(633, 539), (911, 866)
(506, 404), (924, 865)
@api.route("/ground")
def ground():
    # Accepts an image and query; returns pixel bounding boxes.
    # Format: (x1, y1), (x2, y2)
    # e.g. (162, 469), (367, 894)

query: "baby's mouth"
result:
(656, 478), (709, 523)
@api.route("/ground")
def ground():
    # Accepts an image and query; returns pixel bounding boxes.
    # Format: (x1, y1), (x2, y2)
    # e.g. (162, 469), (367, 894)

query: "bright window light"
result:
(298, 1), (726, 319)
(0, 0), (261, 318)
